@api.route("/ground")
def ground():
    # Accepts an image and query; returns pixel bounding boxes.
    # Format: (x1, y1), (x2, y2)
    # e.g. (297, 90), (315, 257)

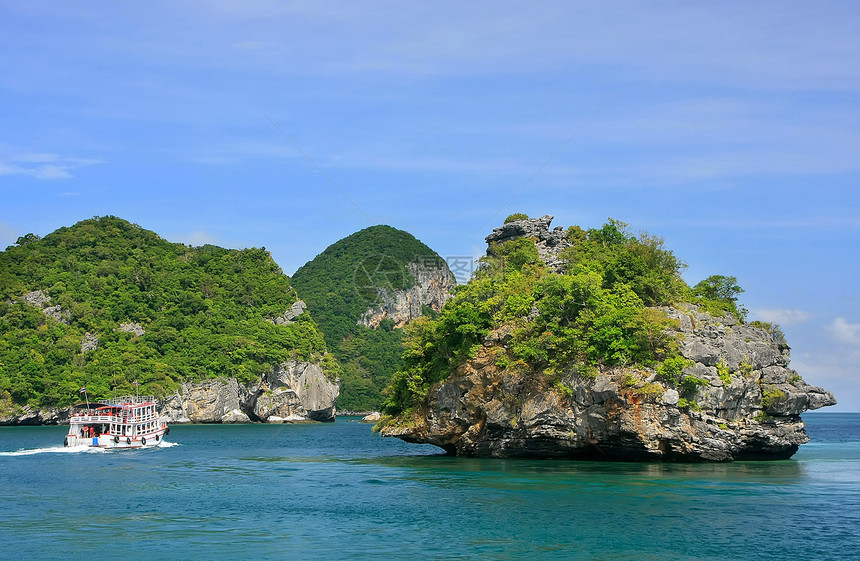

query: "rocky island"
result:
(379, 215), (836, 461)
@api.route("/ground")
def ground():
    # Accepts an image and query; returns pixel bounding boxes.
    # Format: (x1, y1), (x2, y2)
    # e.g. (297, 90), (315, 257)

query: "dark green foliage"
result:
(680, 374), (708, 395)
(560, 218), (687, 307)
(291, 225), (445, 411)
(486, 238), (542, 272)
(691, 275), (748, 321)
(335, 320), (405, 411)
(504, 213), (529, 224)
(657, 355), (693, 384)
(14, 233), (41, 246)
(0, 216), (331, 408)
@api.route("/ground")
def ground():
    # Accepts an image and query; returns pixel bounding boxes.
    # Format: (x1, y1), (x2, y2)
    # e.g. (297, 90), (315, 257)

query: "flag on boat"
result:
(79, 387), (86, 393)
(132, 380), (138, 386)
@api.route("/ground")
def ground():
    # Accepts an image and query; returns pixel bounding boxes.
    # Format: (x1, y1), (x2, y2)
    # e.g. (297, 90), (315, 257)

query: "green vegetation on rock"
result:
(384, 218), (750, 416)
(691, 274), (747, 321)
(291, 225), (445, 411)
(0, 216), (331, 408)
(504, 213), (529, 223)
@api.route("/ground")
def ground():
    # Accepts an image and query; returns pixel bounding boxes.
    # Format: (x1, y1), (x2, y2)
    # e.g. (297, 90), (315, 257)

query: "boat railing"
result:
(70, 414), (117, 422)
(71, 411), (160, 422)
(104, 395), (158, 406)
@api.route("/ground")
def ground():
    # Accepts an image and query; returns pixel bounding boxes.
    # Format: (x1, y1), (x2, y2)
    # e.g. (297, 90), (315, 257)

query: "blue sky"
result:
(1, 1), (859, 410)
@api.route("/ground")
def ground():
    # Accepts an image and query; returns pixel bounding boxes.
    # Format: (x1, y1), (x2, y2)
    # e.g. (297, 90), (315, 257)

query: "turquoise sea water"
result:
(1, 413), (858, 560)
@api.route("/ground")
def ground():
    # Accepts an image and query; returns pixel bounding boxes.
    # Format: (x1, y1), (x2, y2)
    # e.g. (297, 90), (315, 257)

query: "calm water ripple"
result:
(1, 413), (858, 560)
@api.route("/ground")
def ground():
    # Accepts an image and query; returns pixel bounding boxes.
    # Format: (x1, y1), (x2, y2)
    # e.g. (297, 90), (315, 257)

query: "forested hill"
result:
(0, 216), (331, 410)
(292, 225), (451, 411)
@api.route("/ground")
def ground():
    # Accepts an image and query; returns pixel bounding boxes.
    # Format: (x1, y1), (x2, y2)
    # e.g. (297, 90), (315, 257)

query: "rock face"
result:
(119, 322), (146, 336)
(253, 360), (339, 422)
(381, 306), (836, 461)
(486, 215), (572, 272)
(0, 404), (70, 425)
(159, 359), (339, 424)
(358, 261), (456, 329)
(22, 290), (51, 307)
(81, 332), (99, 353)
(166, 377), (249, 423)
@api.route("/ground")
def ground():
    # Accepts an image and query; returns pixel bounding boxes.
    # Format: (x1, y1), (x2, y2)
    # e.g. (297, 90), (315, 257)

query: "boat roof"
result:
(72, 396), (157, 409)
(72, 402), (111, 410)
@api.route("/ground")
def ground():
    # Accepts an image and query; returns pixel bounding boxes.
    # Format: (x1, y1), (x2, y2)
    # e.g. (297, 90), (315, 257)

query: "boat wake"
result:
(0, 445), (106, 457)
(1, 440), (179, 456)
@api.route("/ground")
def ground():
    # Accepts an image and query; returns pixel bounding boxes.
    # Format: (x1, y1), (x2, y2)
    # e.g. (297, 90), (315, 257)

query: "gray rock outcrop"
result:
(22, 290), (51, 307)
(81, 332), (99, 353)
(485, 215), (572, 272)
(159, 359), (339, 424)
(176, 377), (249, 423)
(119, 322), (146, 336)
(358, 261), (456, 329)
(18, 290), (70, 324)
(268, 300), (307, 325)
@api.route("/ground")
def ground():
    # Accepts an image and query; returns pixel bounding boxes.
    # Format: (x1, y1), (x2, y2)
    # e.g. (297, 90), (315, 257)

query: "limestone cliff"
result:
(160, 359), (339, 423)
(358, 261), (456, 328)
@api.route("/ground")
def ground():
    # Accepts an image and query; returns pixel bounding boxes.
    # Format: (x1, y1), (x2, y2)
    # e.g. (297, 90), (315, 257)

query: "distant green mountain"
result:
(0, 216), (332, 410)
(292, 225), (452, 411)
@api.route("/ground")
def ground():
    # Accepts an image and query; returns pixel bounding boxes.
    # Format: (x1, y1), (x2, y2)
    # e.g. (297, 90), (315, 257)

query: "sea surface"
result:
(1, 413), (858, 560)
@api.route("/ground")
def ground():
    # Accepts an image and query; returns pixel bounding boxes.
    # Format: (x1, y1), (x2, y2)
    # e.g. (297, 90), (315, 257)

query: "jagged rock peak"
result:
(485, 215), (572, 272)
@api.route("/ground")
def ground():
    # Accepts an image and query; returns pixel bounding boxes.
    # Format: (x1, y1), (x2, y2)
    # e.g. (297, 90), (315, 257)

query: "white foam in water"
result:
(0, 445), (106, 456)
(1, 440), (179, 456)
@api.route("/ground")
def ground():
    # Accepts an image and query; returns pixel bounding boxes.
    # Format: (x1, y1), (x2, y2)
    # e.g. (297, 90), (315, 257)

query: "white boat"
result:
(64, 395), (169, 449)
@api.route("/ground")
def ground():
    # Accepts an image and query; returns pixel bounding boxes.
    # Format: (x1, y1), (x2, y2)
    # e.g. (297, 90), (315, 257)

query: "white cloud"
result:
(0, 151), (103, 180)
(751, 308), (812, 326)
(831, 317), (860, 346)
